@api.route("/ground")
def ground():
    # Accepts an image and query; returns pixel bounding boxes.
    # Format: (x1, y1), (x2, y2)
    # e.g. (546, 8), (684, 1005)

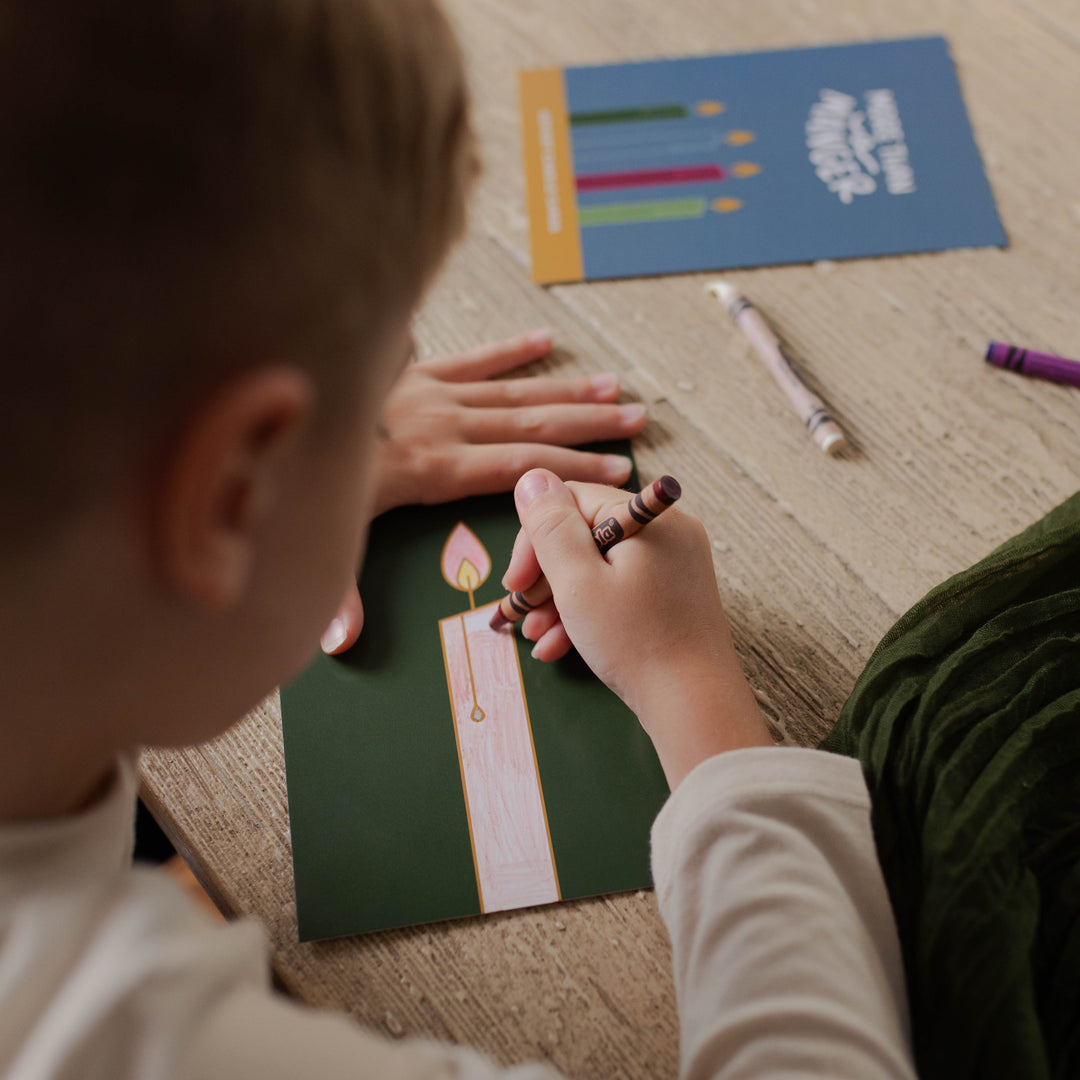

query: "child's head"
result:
(0, 0), (475, 789)
(2, 0), (475, 549)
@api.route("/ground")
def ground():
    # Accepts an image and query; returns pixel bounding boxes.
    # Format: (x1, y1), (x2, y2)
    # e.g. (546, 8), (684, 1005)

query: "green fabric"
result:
(822, 492), (1080, 1080)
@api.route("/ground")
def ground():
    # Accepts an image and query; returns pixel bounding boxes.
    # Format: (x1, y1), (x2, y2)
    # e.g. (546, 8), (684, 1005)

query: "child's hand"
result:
(320, 330), (647, 655)
(370, 329), (645, 516)
(503, 469), (772, 787)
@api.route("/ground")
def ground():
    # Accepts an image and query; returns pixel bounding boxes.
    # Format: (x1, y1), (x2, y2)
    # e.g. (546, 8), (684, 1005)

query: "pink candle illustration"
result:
(438, 523), (560, 913)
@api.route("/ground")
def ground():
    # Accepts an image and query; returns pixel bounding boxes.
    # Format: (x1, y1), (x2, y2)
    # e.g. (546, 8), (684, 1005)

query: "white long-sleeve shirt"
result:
(0, 748), (916, 1080)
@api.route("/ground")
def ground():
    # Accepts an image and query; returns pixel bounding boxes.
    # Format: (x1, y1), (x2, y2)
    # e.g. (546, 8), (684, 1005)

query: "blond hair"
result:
(0, 0), (476, 551)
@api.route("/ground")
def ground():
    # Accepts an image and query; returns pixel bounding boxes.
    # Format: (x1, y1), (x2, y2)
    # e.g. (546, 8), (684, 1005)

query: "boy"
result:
(0, 1), (916, 1077)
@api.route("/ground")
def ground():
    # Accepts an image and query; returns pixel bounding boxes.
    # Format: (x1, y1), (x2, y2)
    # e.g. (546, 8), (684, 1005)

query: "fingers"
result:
(440, 444), (634, 502)
(421, 329), (553, 382)
(513, 470), (604, 592)
(530, 622), (575, 662)
(321, 582), (364, 655)
(502, 526), (542, 594)
(521, 601), (559, 643)
(503, 563), (573, 663)
(460, 401), (646, 447)
(500, 474), (647, 593)
(454, 372), (622, 408)
(560, 478), (654, 531)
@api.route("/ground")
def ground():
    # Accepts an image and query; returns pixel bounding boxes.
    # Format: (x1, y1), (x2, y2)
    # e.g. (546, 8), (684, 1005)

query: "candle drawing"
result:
(438, 523), (560, 913)
(575, 163), (727, 192)
(578, 196), (708, 226)
(570, 103), (688, 126)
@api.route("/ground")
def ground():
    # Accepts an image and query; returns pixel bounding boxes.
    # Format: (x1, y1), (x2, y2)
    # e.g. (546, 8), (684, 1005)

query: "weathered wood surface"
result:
(139, 0), (1080, 1076)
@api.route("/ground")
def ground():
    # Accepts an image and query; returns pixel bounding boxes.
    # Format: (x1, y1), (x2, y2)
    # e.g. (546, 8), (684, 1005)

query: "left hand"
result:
(320, 329), (647, 654)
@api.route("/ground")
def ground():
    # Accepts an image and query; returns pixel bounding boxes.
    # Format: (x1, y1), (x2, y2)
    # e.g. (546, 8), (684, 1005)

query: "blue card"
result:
(520, 37), (1005, 282)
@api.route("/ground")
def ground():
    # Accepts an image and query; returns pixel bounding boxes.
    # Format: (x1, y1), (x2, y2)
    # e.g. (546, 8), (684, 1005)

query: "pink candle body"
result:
(440, 600), (560, 913)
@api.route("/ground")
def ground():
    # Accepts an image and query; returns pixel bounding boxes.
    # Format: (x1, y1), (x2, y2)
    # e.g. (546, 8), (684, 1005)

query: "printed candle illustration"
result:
(437, 523), (560, 913)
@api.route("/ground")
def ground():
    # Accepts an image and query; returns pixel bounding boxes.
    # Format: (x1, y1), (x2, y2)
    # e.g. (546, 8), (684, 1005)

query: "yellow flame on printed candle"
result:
(441, 522), (491, 609)
(731, 161), (761, 178)
(695, 99), (726, 117)
(712, 197), (743, 213)
(725, 129), (755, 146)
(457, 558), (482, 593)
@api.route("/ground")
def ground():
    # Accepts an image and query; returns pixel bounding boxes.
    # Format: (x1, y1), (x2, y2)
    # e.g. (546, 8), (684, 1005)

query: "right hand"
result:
(503, 470), (772, 786)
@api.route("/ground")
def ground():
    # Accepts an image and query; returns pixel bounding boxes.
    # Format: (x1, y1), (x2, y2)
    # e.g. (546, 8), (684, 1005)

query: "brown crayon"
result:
(489, 475), (682, 630)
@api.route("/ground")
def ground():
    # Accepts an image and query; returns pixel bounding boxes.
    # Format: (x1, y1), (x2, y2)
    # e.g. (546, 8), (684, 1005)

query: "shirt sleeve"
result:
(181, 746), (916, 1080)
(650, 746), (917, 1080)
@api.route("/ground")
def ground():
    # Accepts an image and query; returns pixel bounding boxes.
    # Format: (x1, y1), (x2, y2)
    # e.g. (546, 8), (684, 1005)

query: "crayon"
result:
(985, 341), (1080, 390)
(705, 280), (847, 455)
(489, 475), (682, 631)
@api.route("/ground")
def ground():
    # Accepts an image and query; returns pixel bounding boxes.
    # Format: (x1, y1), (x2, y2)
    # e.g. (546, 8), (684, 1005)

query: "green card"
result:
(281, 460), (670, 941)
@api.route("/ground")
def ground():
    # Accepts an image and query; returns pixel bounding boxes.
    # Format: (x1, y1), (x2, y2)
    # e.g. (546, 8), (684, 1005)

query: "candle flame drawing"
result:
(441, 522), (491, 610)
(441, 523), (492, 721)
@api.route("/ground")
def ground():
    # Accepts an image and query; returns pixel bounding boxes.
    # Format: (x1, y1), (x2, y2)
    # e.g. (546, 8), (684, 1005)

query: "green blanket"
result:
(822, 492), (1080, 1080)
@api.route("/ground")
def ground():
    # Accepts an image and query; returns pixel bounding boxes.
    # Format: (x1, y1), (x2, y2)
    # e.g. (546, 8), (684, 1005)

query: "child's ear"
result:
(154, 366), (315, 610)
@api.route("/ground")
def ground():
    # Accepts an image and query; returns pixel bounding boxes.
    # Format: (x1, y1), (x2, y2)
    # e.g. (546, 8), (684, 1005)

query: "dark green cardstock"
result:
(281, 459), (669, 942)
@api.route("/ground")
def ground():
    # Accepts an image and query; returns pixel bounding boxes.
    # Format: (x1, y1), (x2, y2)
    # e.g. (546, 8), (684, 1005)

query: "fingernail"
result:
(602, 455), (633, 482)
(321, 617), (347, 654)
(530, 643), (542, 660)
(620, 403), (647, 426)
(527, 328), (552, 349)
(516, 470), (550, 506)
(589, 372), (619, 396)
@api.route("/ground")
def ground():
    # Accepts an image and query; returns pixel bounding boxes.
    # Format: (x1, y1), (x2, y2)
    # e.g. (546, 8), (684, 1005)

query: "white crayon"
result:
(706, 280), (847, 456)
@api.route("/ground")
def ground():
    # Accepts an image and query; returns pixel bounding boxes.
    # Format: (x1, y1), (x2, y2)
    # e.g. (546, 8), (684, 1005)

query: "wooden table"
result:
(139, 1), (1080, 1075)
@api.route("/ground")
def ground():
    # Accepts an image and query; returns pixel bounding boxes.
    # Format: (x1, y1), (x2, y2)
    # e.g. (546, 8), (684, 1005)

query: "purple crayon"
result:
(986, 341), (1080, 390)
